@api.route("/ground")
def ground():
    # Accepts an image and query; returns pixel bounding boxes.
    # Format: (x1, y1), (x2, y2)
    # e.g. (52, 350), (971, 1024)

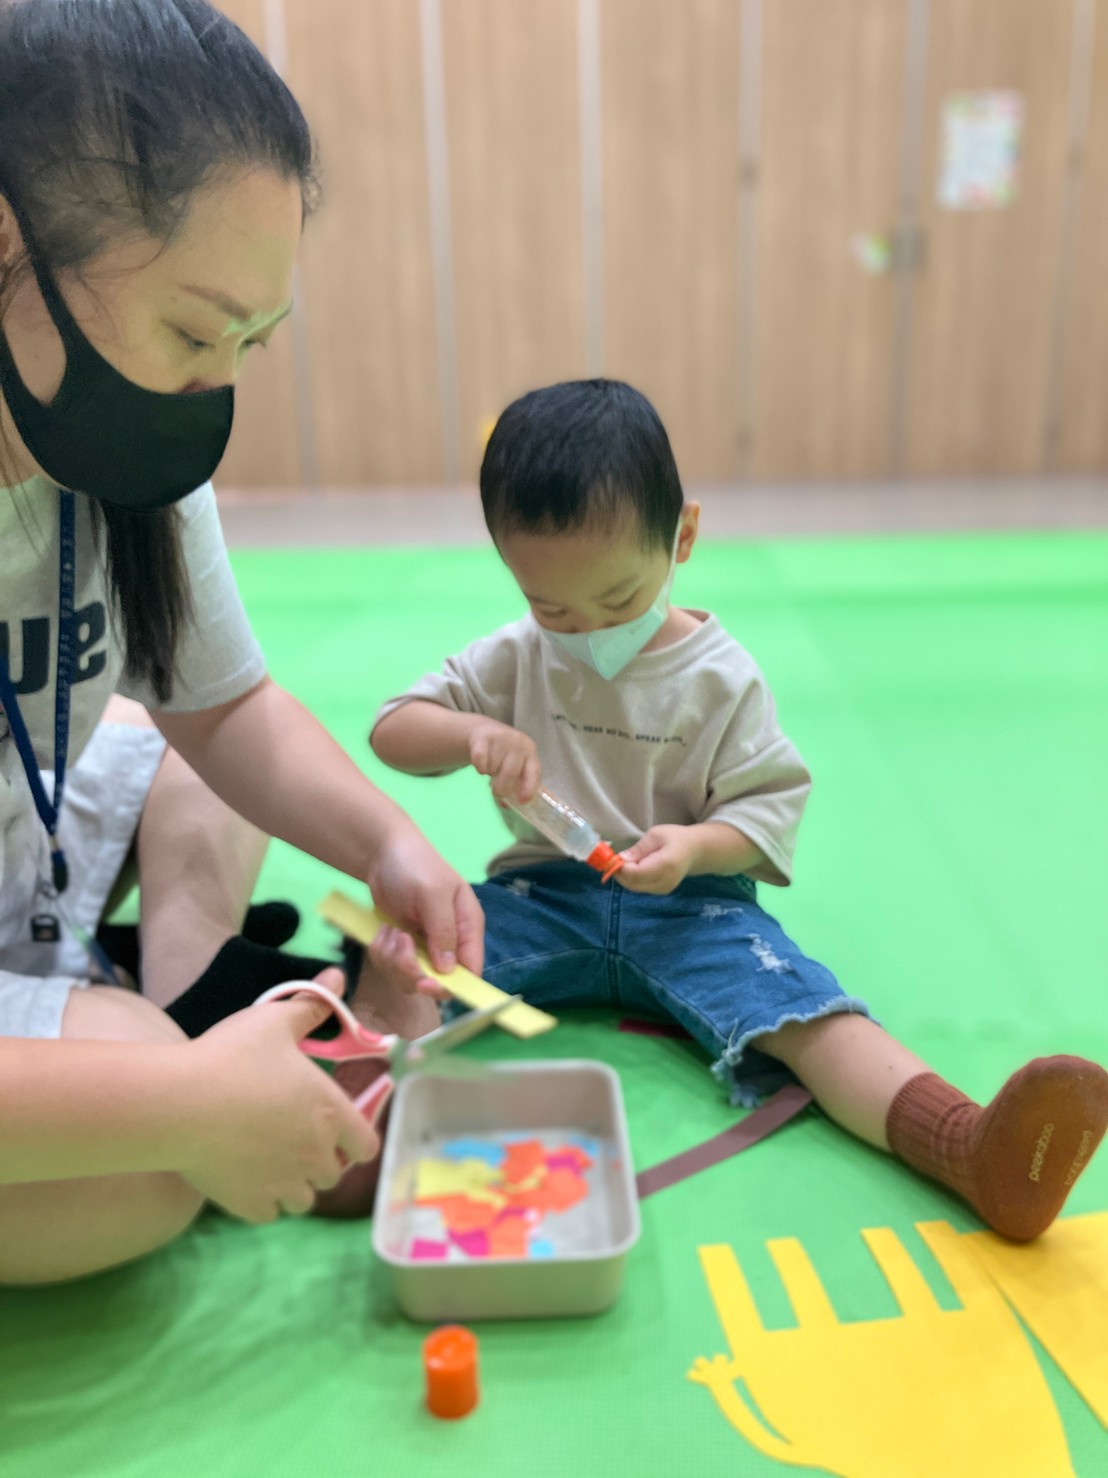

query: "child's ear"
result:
(677, 502), (701, 563)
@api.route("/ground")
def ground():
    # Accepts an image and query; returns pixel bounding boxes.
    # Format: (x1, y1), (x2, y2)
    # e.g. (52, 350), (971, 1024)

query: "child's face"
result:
(497, 504), (699, 634)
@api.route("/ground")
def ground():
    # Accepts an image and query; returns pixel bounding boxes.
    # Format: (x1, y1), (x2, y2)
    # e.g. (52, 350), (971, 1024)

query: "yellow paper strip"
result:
(318, 891), (557, 1039)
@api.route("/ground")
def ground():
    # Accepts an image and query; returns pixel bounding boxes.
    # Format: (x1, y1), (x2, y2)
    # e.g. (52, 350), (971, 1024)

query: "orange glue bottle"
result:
(509, 788), (624, 881)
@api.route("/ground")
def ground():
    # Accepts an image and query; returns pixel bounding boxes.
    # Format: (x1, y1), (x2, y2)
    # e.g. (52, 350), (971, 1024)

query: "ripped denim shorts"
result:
(473, 861), (871, 1107)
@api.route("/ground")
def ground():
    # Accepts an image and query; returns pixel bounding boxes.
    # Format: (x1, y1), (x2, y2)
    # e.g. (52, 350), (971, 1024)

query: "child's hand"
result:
(617, 825), (697, 895)
(468, 720), (542, 805)
(181, 971), (379, 1223)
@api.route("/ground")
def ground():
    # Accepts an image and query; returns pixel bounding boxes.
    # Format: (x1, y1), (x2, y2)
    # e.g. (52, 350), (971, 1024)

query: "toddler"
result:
(368, 379), (1107, 1241)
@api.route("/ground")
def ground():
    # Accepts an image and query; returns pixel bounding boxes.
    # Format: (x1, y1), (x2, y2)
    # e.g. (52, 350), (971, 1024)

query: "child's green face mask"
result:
(537, 532), (679, 679)
(498, 519), (687, 681)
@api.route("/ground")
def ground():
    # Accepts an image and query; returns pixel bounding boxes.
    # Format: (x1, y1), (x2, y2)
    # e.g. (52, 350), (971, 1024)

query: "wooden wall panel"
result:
(285, 0), (443, 484)
(751, 0), (907, 481)
(1055, 0), (1108, 470)
(600, 0), (741, 482)
(212, 0), (305, 489)
(442, 0), (586, 481)
(903, 0), (1075, 474)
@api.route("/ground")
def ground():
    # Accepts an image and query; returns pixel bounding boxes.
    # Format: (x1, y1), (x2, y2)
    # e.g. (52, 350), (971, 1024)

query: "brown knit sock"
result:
(885, 1055), (1108, 1242)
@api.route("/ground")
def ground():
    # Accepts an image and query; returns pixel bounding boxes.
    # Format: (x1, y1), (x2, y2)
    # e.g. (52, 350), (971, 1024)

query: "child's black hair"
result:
(480, 379), (684, 551)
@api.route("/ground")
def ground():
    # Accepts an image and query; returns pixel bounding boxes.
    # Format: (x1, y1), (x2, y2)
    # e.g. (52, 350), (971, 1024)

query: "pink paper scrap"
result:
(409, 1239), (448, 1261)
(449, 1228), (490, 1258)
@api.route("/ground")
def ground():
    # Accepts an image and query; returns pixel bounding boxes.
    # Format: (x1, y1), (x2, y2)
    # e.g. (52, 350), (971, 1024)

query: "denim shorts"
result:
(473, 861), (871, 1106)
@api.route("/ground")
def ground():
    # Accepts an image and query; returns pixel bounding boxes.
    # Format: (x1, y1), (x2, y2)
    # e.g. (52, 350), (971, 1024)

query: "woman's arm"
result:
(0, 1036), (195, 1185)
(0, 993), (378, 1222)
(154, 678), (483, 973)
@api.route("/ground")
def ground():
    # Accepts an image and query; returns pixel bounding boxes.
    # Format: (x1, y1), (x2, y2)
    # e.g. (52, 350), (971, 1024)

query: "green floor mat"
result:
(2, 530), (1105, 1477)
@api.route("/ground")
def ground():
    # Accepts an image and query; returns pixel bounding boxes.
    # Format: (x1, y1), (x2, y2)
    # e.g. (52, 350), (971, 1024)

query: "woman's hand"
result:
(616, 825), (698, 895)
(467, 720), (542, 807)
(180, 970), (378, 1222)
(366, 824), (485, 977)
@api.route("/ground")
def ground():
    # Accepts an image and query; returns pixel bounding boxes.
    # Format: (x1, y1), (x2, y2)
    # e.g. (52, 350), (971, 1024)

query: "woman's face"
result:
(0, 168), (302, 474)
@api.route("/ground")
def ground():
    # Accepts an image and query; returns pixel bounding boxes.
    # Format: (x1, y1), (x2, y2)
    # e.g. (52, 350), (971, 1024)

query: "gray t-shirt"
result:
(1, 476), (266, 996)
(374, 611), (811, 885)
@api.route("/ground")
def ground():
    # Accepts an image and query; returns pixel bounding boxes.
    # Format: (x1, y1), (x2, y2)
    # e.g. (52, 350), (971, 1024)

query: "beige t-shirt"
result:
(374, 611), (811, 885)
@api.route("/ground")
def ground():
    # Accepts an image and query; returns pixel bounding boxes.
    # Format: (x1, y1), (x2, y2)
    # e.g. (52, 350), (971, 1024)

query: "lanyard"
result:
(0, 489), (76, 894)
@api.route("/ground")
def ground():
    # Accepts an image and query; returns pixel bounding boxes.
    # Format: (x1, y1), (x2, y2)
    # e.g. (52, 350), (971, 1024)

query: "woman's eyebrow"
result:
(181, 284), (292, 327)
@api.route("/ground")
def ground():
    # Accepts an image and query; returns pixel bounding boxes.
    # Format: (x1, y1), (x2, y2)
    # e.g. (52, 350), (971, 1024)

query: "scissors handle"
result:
(252, 980), (396, 1062)
(351, 1071), (395, 1128)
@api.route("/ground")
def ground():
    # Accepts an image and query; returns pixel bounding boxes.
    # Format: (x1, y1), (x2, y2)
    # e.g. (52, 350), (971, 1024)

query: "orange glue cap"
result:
(587, 841), (624, 883)
(423, 1325), (480, 1419)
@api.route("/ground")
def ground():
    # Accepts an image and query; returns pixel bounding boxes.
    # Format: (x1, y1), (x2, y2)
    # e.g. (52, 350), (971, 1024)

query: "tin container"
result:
(372, 1059), (640, 1321)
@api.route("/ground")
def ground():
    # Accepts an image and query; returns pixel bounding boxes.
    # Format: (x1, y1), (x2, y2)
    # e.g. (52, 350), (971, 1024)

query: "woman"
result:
(0, 0), (481, 1282)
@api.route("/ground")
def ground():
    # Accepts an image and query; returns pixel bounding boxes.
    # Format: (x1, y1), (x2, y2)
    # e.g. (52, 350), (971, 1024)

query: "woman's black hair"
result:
(0, 0), (319, 702)
(480, 379), (685, 552)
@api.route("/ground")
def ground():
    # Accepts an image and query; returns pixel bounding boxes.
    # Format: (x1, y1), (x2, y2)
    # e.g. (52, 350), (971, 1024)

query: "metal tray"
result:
(372, 1059), (640, 1321)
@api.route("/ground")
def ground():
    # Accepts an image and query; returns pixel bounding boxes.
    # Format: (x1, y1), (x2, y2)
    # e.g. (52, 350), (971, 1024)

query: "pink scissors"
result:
(252, 980), (520, 1128)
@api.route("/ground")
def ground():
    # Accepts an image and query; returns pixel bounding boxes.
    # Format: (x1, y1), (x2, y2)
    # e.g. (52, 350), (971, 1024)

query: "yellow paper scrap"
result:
(318, 891), (557, 1039)
(414, 1157), (505, 1207)
(961, 1211), (1108, 1427)
(503, 1170), (545, 1194)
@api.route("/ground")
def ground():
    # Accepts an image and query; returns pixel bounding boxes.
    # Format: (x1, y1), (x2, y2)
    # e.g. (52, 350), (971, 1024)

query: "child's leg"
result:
(753, 1013), (928, 1148)
(759, 1013), (1108, 1241)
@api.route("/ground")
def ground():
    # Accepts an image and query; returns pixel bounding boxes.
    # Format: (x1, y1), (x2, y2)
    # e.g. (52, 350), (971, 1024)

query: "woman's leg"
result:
(0, 988), (205, 1285)
(101, 697), (268, 1009)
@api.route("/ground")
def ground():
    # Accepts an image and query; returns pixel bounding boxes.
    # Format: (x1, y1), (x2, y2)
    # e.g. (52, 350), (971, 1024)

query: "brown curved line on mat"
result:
(618, 1017), (693, 1040)
(635, 1084), (814, 1199)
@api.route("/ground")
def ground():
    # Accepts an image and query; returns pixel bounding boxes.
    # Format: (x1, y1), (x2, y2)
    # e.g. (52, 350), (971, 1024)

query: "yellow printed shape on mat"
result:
(318, 892), (556, 1039)
(961, 1211), (1108, 1428)
(688, 1221), (1073, 1477)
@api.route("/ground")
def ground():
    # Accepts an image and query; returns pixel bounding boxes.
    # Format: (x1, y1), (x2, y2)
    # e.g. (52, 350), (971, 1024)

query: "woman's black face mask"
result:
(0, 198), (234, 508)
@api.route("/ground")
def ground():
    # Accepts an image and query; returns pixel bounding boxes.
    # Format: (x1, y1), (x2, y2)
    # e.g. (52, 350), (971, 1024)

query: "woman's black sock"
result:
(96, 901), (301, 985)
(164, 936), (351, 1039)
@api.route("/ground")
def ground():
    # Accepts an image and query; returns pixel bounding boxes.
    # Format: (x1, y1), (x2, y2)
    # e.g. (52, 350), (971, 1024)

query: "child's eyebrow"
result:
(595, 576), (638, 600)
(524, 575), (637, 606)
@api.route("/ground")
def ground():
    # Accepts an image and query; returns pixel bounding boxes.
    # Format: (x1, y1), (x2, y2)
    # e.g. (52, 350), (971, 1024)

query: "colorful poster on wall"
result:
(938, 91), (1024, 209)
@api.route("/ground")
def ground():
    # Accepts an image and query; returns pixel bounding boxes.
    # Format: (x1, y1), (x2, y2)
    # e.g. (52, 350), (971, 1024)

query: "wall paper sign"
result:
(938, 91), (1024, 210)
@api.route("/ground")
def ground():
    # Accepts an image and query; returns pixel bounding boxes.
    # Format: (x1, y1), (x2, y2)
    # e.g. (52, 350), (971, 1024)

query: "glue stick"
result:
(509, 788), (624, 882)
(424, 1325), (479, 1419)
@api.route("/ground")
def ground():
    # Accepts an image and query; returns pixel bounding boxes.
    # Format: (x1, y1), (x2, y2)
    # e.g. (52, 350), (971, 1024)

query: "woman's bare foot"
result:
(311, 1058), (390, 1220)
(311, 938), (444, 1221)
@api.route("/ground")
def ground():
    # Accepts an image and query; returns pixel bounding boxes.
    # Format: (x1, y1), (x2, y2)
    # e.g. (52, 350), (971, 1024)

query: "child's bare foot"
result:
(887, 1055), (1108, 1241)
(345, 926), (444, 1040)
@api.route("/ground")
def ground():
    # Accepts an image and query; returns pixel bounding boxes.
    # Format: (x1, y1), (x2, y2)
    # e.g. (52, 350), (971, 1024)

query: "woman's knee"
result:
(61, 984), (188, 1046)
(1, 989), (201, 1285)
(0, 1170), (204, 1286)
(102, 693), (156, 728)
